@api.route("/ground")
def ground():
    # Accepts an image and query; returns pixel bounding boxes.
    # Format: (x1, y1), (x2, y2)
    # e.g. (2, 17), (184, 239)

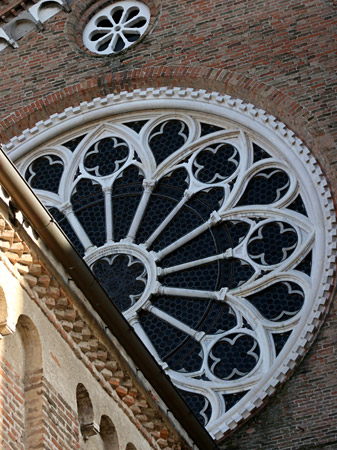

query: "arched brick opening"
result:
(76, 383), (96, 440)
(16, 314), (43, 449)
(0, 66), (322, 144)
(125, 443), (137, 450)
(100, 415), (119, 450)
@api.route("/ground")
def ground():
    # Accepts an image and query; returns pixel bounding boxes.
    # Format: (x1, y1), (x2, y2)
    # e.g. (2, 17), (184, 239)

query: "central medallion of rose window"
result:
(16, 100), (332, 438)
(92, 252), (147, 311)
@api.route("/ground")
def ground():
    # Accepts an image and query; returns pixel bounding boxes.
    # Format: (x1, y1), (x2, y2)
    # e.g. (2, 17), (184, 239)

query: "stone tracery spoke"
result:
(59, 204), (93, 251)
(157, 250), (233, 276)
(104, 188), (114, 242)
(146, 304), (205, 342)
(144, 192), (190, 248)
(157, 285), (228, 301)
(126, 180), (155, 242)
(128, 315), (163, 362)
(155, 211), (222, 260)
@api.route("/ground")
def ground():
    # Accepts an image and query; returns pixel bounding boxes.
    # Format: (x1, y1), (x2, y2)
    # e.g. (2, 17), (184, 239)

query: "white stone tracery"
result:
(5, 88), (336, 439)
(83, 1), (150, 55)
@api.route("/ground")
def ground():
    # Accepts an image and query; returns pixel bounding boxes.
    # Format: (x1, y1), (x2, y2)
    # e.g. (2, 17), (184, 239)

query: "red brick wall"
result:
(0, 359), (82, 450)
(0, 0), (336, 190)
(0, 357), (25, 450)
(42, 378), (80, 450)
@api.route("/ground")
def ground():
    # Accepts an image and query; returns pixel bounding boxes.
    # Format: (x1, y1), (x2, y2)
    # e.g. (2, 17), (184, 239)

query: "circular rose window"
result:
(8, 89), (336, 439)
(83, 1), (150, 55)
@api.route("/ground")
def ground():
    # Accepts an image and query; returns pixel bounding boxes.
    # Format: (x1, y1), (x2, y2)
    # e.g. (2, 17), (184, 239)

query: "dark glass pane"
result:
(123, 120), (148, 133)
(111, 8), (123, 23)
(238, 169), (289, 205)
(149, 120), (189, 165)
(223, 392), (246, 411)
(252, 143), (271, 162)
(294, 250), (312, 276)
(25, 155), (63, 193)
(71, 179), (106, 247)
(92, 254), (146, 312)
(200, 122), (223, 137)
(84, 137), (129, 177)
(179, 390), (211, 426)
(287, 194), (308, 216)
(48, 207), (85, 256)
(272, 331), (292, 356)
(210, 334), (260, 380)
(192, 143), (239, 183)
(248, 221), (298, 265)
(247, 282), (304, 321)
(62, 135), (86, 152)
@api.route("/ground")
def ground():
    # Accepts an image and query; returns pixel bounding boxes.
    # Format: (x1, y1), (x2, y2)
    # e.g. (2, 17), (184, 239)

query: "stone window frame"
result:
(4, 87), (336, 439)
(82, 1), (151, 55)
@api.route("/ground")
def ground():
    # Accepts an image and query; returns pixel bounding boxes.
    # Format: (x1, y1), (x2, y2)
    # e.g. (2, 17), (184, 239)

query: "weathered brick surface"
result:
(0, 1), (336, 193)
(24, 371), (44, 449)
(0, 210), (190, 449)
(0, 357), (25, 450)
(42, 378), (80, 450)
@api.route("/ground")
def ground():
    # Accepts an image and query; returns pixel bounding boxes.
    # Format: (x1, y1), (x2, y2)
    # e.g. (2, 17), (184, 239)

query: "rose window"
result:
(83, 1), (150, 55)
(10, 90), (335, 439)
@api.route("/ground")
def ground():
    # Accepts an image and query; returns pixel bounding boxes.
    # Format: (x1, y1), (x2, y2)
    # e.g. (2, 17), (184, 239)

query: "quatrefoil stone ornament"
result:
(8, 88), (336, 439)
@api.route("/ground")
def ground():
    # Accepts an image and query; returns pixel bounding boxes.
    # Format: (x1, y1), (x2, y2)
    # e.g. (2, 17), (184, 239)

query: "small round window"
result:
(83, 1), (150, 55)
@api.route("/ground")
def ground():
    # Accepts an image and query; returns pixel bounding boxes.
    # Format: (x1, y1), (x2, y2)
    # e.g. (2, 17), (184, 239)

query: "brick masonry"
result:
(0, 357), (25, 450)
(0, 0), (335, 191)
(42, 378), (80, 450)
(0, 209), (190, 449)
(0, 0), (336, 448)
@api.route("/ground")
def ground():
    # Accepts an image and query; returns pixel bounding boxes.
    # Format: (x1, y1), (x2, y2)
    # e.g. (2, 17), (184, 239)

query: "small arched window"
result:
(76, 383), (97, 440)
(100, 415), (119, 449)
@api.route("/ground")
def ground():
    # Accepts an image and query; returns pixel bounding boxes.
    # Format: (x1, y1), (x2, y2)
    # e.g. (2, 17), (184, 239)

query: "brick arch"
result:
(99, 415), (118, 450)
(125, 443), (137, 450)
(16, 314), (43, 448)
(0, 65), (319, 140)
(16, 314), (42, 374)
(76, 383), (95, 440)
(0, 282), (17, 337)
(0, 64), (335, 194)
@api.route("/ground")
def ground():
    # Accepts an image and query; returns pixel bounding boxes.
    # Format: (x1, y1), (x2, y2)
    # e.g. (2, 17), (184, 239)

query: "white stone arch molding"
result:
(5, 87), (336, 440)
